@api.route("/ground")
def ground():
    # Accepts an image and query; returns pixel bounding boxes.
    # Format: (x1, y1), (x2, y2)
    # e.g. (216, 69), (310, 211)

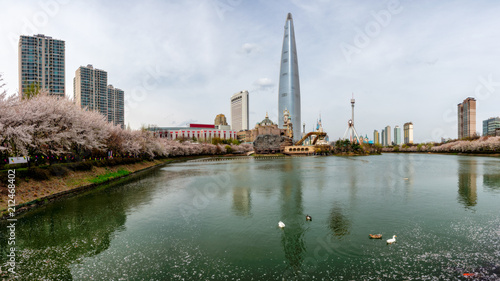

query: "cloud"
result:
(253, 78), (274, 92)
(240, 43), (260, 55)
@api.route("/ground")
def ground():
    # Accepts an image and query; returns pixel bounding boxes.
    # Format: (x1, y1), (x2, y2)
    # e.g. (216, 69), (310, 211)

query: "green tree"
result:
(23, 81), (41, 99)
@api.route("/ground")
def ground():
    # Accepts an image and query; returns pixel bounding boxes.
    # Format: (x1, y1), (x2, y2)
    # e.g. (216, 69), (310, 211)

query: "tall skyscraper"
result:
(394, 126), (402, 145)
(373, 130), (380, 145)
(107, 85), (125, 129)
(482, 117), (500, 136)
(74, 65), (108, 116)
(18, 34), (65, 98)
(230, 90), (249, 132)
(385, 125), (392, 146)
(404, 122), (414, 144)
(278, 13), (301, 141)
(458, 97), (476, 139)
(381, 129), (386, 146)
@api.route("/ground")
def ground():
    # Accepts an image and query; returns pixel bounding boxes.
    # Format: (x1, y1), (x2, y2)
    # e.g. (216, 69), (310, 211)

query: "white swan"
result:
(278, 221), (285, 228)
(386, 235), (397, 244)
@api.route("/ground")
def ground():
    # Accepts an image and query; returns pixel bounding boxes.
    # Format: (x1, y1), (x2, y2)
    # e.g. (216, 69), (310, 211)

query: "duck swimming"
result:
(386, 235), (397, 244)
(306, 215), (312, 221)
(278, 221), (285, 228)
(369, 234), (382, 239)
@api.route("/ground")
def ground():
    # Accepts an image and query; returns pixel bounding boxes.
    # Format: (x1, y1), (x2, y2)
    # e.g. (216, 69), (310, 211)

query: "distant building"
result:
(74, 65), (108, 115)
(214, 114), (228, 126)
(74, 65), (124, 128)
(237, 113), (286, 143)
(394, 126), (402, 145)
(385, 125), (392, 146)
(107, 85), (125, 129)
(19, 34), (65, 98)
(231, 90), (249, 131)
(482, 117), (500, 136)
(149, 124), (237, 140)
(458, 97), (476, 139)
(381, 129), (385, 146)
(404, 122), (414, 144)
(373, 130), (380, 145)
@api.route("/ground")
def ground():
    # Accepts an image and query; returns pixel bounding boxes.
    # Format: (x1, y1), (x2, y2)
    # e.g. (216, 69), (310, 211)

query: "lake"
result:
(1, 154), (500, 280)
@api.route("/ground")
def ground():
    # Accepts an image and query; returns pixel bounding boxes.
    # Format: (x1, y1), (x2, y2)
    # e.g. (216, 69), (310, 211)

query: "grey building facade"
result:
(18, 34), (65, 98)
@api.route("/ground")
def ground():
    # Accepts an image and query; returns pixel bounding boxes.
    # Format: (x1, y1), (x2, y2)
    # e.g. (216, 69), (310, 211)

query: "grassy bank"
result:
(0, 158), (174, 213)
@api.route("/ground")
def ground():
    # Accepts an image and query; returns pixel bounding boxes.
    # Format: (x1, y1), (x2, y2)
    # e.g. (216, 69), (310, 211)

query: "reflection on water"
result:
(1, 155), (499, 280)
(278, 159), (307, 275)
(328, 205), (350, 239)
(457, 158), (477, 207)
(232, 187), (251, 216)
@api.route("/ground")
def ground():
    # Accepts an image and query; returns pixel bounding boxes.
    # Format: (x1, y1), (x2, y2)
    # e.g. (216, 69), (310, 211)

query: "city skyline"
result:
(2, 1), (500, 142)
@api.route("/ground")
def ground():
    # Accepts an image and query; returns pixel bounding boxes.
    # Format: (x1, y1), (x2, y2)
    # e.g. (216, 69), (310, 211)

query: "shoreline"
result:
(0, 156), (209, 219)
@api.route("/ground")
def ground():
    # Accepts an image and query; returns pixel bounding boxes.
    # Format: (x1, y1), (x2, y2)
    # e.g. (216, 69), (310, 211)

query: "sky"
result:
(1, 0), (500, 143)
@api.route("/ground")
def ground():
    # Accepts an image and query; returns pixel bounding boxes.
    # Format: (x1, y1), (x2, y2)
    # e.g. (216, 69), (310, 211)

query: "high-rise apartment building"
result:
(404, 122), (414, 144)
(107, 85), (125, 129)
(18, 34), (65, 98)
(230, 90), (249, 132)
(278, 13), (301, 141)
(74, 65), (108, 115)
(385, 125), (392, 146)
(394, 126), (402, 145)
(74, 65), (124, 128)
(482, 117), (500, 136)
(381, 129), (386, 146)
(373, 130), (380, 145)
(458, 97), (476, 139)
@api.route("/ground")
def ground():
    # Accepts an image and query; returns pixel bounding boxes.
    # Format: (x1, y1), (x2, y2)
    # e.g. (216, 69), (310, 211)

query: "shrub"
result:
(48, 165), (70, 177)
(29, 167), (50, 180)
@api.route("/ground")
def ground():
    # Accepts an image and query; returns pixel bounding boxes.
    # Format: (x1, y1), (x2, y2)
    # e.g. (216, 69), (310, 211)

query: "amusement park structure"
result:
(342, 94), (361, 144)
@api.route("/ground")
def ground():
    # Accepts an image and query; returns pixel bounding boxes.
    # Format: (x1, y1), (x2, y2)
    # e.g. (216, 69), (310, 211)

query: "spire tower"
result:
(278, 13), (301, 141)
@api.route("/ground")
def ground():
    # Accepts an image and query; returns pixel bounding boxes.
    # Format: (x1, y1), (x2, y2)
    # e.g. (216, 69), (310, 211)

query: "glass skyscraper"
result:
(278, 13), (301, 141)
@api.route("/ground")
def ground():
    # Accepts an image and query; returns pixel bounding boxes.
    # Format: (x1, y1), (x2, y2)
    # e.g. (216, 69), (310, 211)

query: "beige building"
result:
(237, 113), (285, 143)
(403, 122), (413, 144)
(458, 97), (476, 139)
(214, 114), (228, 126)
(231, 90), (249, 131)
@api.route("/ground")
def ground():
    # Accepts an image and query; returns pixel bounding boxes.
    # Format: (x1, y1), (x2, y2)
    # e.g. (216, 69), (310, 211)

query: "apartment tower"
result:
(373, 130), (380, 145)
(458, 97), (476, 139)
(394, 126), (402, 145)
(230, 90), (249, 132)
(404, 122), (414, 144)
(18, 34), (65, 98)
(74, 65), (108, 116)
(107, 85), (125, 129)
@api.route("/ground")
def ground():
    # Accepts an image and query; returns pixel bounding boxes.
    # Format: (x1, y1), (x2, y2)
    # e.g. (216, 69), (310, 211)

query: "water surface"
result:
(1, 154), (499, 280)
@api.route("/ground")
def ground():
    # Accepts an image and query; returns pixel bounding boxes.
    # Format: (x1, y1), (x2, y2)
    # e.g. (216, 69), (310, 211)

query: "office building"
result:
(214, 114), (228, 126)
(482, 117), (500, 136)
(394, 126), (402, 145)
(373, 130), (379, 145)
(458, 97), (476, 139)
(230, 90), (249, 132)
(385, 125), (392, 146)
(403, 122), (414, 144)
(107, 85), (125, 129)
(278, 13), (301, 141)
(18, 34), (65, 98)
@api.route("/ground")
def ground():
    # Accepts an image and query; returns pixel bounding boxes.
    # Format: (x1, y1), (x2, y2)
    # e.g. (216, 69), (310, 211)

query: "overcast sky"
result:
(1, 0), (500, 142)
